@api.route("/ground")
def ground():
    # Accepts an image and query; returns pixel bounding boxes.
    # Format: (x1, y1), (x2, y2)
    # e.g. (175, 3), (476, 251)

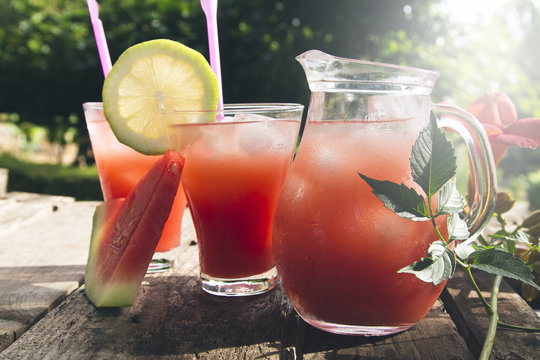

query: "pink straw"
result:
(87, 0), (113, 78)
(201, 0), (224, 112)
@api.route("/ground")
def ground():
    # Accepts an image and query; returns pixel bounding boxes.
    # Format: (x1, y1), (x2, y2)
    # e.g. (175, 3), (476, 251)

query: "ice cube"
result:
(200, 123), (241, 154)
(234, 114), (291, 155)
(237, 121), (274, 155)
(217, 116), (235, 123)
(198, 114), (265, 155)
(233, 113), (274, 123)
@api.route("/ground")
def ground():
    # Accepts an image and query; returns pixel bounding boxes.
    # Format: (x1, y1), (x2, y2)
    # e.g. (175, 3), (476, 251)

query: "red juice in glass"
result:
(273, 118), (447, 334)
(165, 104), (303, 296)
(83, 102), (186, 256)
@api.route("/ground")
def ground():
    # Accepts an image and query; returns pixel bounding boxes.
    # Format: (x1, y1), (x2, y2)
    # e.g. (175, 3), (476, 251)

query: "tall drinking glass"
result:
(164, 104), (303, 296)
(83, 102), (187, 272)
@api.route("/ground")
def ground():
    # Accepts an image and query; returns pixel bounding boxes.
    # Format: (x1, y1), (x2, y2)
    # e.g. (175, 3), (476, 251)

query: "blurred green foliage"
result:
(0, 154), (101, 200)
(0, 0), (539, 198)
(2, 0), (540, 139)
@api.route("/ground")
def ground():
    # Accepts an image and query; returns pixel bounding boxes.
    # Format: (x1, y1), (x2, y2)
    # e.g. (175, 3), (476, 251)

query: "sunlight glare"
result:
(438, 0), (511, 23)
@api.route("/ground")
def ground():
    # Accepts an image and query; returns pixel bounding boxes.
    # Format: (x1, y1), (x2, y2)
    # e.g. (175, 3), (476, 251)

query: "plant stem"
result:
(479, 275), (502, 360)
(496, 213), (507, 232)
(428, 203), (447, 244)
(431, 216), (446, 244)
(477, 233), (490, 247)
(497, 321), (540, 332)
(466, 266), (493, 313)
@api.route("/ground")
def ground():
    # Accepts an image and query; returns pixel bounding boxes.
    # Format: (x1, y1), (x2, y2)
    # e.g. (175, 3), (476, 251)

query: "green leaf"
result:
(358, 173), (429, 221)
(398, 241), (456, 285)
(470, 248), (540, 290)
(511, 230), (532, 244)
(447, 213), (470, 240)
(410, 113), (457, 200)
(489, 230), (531, 245)
(436, 179), (466, 215)
(455, 242), (476, 260)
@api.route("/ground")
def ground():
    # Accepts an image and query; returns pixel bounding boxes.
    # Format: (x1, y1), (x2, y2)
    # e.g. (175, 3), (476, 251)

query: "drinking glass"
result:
(163, 103), (303, 296)
(272, 51), (497, 336)
(83, 102), (187, 272)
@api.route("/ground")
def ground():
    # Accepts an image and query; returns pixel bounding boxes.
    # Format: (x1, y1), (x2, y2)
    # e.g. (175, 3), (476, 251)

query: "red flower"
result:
(467, 92), (540, 166)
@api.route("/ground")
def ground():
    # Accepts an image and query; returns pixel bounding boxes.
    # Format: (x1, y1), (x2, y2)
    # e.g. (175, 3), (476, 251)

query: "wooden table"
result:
(0, 192), (538, 359)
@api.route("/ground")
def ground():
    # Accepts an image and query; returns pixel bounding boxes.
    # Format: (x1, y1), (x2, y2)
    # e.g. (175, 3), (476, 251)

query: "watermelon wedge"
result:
(84, 150), (185, 307)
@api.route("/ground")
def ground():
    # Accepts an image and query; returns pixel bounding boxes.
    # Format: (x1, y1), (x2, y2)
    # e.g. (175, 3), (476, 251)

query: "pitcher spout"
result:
(295, 50), (337, 86)
(296, 50), (439, 94)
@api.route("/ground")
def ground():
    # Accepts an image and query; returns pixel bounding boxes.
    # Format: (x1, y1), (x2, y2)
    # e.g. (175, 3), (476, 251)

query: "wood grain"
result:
(296, 300), (474, 360)
(0, 238), (297, 359)
(1, 193), (539, 359)
(1, 275), (472, 359)
(0, 193), (98, 352)
(1, 223), (472, 360)
(442, 269), (540, 359)
(0, 192), (195, 354)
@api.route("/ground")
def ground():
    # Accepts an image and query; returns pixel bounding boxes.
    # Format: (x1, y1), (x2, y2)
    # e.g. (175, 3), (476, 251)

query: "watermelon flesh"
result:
(85, 150), (185, 307)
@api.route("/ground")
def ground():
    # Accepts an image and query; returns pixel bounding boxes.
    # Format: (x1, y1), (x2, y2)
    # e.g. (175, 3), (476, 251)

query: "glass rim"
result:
(84, 102), (304, 114)
(83, 102), (104, 110)
(161, 103), (304, 115)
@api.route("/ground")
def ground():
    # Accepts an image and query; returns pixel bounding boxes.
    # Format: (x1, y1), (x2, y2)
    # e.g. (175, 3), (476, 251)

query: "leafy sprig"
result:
(358, 113), (540, 359)
(358, 113), (539, 288)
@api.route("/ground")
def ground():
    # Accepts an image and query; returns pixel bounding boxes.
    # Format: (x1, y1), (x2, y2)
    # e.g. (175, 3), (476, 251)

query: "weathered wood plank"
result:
(293, 299), (473, 360)
(1, 273), (473, 360)
(0, 193), (99, 352)
(0, 192), (75, 233)
(441, 269), (540, 359)
(0, 194), (196, 354)
(1, 226), (472, 360)
(0, 247), (296, 359)
(0, 195), (97, 267)
(1, 193), (538, 359)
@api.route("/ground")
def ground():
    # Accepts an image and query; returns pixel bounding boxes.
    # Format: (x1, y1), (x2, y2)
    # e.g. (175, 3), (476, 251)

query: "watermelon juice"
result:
(273, 118), (447, 335)
(165, 104), (303, 296)
(83, 102), (187, 254)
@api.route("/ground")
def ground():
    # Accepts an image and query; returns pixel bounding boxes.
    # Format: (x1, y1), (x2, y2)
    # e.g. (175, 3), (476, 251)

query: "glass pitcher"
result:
(272, 50), (497, 336)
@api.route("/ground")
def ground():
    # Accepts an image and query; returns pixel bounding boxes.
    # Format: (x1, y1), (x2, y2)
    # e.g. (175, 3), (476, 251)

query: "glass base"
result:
(201, 266), (277, 297)
(147, 258), (174, 273)
(305, 317), (415, 336)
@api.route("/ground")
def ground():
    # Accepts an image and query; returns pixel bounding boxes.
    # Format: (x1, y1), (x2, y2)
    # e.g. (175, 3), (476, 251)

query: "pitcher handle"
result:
(432, 103), (497, 240)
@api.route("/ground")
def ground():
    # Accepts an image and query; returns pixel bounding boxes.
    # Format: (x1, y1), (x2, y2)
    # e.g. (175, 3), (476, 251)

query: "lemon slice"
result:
(102, 39), (219, 155)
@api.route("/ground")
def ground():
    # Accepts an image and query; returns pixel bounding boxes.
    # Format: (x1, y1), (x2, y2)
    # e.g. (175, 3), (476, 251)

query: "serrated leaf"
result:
(455, 242), (476, 260)
(470, 248), (540, 290)
(436, 179), (466, 215)
(508, 230), (531, 244)
(410, 113), (457, 200)
(358, 173), (429, 221)
(398, 241), (455, 285)
(513, 230), (532, 244)
(489, 230), (531, 244)
(447, 213), (470, 240)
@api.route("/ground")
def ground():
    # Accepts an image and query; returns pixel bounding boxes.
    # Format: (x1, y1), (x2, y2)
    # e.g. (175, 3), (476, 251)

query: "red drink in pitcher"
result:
(273, 119), (447, 334)
(277, 50), (496, 336)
